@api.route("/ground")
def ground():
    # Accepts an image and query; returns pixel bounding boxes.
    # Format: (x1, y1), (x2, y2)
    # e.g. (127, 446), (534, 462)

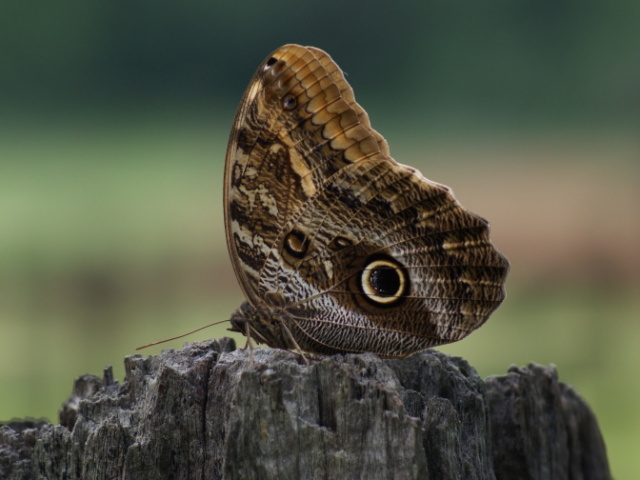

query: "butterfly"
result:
(224, 44), (509, 358)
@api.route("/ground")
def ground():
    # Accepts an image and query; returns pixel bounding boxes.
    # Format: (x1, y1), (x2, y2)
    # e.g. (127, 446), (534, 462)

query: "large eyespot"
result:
(359, 256), (408, 306)
(282, 94), (297, 110)
(283, 229), (309, 259)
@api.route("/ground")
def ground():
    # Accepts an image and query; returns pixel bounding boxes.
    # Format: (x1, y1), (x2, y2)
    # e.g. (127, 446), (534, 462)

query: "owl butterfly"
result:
(225, 44), (509, 358)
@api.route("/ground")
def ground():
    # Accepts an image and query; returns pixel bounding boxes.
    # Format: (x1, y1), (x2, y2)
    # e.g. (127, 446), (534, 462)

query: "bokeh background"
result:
(2, 1), (638, 477)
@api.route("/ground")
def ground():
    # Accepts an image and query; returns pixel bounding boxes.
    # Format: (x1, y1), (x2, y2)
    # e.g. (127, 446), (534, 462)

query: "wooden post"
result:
(0, 338), (611, 480)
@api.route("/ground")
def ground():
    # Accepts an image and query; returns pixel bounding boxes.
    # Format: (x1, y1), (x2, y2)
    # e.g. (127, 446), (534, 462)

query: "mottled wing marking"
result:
(224, 44), (509, 357)
(225, 45), (390, 303)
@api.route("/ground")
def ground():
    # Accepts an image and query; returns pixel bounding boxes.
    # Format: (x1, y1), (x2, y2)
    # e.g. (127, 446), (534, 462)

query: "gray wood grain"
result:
(0, 338), (611, 480)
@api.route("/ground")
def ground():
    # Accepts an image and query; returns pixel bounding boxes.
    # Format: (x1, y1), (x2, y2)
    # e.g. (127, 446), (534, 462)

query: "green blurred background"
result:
(1, 1), (638, 477)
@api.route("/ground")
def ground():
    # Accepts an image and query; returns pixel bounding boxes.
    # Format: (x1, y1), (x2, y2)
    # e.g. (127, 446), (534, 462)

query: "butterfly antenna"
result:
(135, 319), (231, 351)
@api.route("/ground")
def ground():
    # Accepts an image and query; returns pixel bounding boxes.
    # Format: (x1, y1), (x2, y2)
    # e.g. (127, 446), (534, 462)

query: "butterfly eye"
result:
(282, 95), (297, 110)
(359, 257), (408, 306)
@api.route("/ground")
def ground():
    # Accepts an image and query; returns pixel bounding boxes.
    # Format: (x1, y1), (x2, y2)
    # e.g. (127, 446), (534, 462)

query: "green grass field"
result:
(1, 115), (638, 478)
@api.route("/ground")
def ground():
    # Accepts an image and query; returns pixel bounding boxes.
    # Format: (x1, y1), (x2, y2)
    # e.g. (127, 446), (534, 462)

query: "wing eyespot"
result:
(283, 229), (309, 259)
(264, 57), (278, 71)
(332, 236), (353, 249)
(359, 256), (408, 307)
(282, 94), (297, 110)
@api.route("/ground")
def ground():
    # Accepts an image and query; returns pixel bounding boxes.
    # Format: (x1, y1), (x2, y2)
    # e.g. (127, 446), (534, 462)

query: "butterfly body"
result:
(225, 45), (509, 358)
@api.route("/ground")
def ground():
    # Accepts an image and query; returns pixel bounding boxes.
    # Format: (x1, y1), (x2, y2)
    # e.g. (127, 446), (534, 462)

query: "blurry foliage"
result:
(1, 1), (639, 124)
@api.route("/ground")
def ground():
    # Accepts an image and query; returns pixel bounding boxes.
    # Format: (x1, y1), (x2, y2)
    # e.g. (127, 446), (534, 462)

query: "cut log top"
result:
(0, 338), (611, 480)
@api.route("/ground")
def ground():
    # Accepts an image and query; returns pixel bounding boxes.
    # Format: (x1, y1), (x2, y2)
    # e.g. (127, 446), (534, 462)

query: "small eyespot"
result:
(264, 57), (278, 69)
(359, 257), (408, 306)
(282, 95), (297, 110)
(284, 229), (309, 259)
(333, 236), (353, 249)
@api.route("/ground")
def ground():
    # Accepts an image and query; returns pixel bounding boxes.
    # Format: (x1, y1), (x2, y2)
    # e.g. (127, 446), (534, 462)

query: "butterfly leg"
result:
(279, 322), (310, 366)
(241, 322), (256, 366)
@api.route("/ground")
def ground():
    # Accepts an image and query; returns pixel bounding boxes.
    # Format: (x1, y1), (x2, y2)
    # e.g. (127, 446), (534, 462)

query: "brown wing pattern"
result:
(225, 44), (509, 357)
(225, 44), (391, 302)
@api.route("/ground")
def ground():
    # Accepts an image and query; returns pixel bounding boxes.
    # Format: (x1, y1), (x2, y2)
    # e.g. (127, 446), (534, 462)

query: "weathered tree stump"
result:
(0, 338), (611, 479)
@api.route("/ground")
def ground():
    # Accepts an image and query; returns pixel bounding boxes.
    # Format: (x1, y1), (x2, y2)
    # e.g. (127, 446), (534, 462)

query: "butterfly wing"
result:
(225, 45), (391, 303)
(224, 44), (509, 356)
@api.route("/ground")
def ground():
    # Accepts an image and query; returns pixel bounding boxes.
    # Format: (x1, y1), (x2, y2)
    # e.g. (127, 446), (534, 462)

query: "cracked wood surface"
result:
(0, 338), (610, 480)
